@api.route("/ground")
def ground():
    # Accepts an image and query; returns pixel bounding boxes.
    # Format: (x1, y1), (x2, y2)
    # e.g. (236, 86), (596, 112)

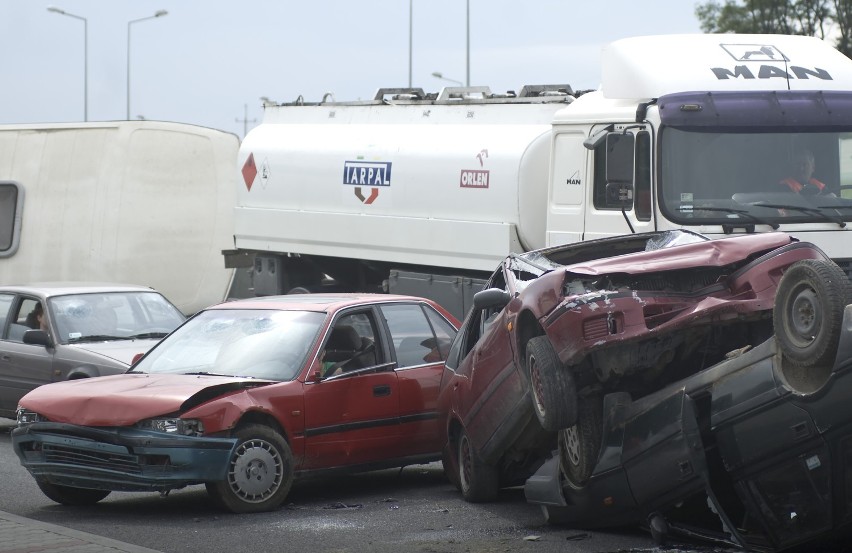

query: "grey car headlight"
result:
(136, 418), (204, 436)
(16, 408), (47, 426)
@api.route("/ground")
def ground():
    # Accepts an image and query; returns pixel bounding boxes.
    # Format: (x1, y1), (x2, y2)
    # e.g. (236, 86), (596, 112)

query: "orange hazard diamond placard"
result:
(242, 153), (257, 191)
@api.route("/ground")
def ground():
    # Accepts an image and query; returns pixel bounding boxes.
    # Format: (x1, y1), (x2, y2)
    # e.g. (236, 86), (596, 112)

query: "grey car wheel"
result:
(558, 397), (602, 490)
(774, 259), (852, 369)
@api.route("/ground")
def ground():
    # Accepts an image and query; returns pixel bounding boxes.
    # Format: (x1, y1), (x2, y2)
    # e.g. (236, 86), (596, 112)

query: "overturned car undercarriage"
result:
(526, 269), (852, 552)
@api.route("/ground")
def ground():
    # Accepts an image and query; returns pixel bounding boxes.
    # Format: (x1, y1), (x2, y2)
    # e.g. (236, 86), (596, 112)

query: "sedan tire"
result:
(457, 430), (499, 502)
(527, 336), (577, 432)
(206, 424), (294, 513)
(558, 397), (602, 490)
(36, 479), (111, 506)
(774, 259), (852, 369)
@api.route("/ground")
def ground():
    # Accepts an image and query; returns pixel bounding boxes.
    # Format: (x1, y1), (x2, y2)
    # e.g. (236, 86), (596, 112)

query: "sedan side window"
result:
(381, 304), (452, 369)
(7, 298), (41, 342)
(319, 311), (381, 378)
(0, 293), (13, 336)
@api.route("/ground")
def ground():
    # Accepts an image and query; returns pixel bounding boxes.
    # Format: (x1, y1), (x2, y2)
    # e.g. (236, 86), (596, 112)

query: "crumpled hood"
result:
(563, 232), (795, 276)
(68, 338), (161, 366)
(17, 373), (273, 427)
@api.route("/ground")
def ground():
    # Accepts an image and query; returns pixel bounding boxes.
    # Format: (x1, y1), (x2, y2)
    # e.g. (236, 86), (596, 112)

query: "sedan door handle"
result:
(0, 354), (10, 361)
(373, 385), (391, 397)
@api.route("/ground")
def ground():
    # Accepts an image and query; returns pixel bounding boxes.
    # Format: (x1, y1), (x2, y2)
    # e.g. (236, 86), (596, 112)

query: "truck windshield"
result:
(659, 128), (852, 226)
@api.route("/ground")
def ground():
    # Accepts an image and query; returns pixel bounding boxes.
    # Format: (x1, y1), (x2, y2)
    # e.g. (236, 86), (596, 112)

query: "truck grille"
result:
(43, 443), (142, 474)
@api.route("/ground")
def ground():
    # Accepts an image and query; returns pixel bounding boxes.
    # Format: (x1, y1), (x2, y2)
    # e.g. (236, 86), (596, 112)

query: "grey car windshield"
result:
(133, 309), (325, 381)
(48, 292), (185, 344)
(660, 129), (852, 225)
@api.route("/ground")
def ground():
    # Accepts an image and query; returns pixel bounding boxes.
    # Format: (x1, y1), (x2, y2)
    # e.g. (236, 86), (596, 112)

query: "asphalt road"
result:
(0, 417), (681, 553)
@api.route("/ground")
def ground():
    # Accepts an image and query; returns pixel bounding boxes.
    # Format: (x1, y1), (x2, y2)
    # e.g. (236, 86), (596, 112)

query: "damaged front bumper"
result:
(526, 304), (852, 551)
(11, 424), (237, 492)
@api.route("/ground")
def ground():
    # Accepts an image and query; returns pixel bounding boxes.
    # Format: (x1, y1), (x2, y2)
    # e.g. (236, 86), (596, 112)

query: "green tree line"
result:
(696, 1), (852, 58)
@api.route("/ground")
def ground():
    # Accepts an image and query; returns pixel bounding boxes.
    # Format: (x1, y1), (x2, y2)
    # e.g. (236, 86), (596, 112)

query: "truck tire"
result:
(526, 336), (577, 432)
(457, 430), (499, 502)
(206, 424), (294, 513)
(558, 397), (602, 490)
(36, 479), (111, 506)
(774, 259), (852, 369)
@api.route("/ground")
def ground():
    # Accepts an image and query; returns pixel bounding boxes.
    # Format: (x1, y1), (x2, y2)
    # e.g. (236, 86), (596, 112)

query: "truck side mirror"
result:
(605, 133), (635, 184)
(23, 329), (53, 348)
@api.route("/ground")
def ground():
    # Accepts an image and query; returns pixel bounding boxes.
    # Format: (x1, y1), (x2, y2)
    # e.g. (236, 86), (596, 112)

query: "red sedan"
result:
(12, 294), (458, 513)
(438, 230), (835, 502)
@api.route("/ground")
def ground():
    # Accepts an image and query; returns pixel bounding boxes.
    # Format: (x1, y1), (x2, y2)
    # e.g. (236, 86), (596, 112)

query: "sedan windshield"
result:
(132, 309), (325, 381)
(48, 292), (185, 344)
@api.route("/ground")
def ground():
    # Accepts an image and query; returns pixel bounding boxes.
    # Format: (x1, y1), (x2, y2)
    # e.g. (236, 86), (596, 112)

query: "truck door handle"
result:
(0, 354), (10, 362)
(373, 385), (391, 397)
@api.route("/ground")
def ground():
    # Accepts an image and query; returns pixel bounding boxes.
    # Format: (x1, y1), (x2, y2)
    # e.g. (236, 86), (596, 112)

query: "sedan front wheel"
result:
(207, 424), (294, 513)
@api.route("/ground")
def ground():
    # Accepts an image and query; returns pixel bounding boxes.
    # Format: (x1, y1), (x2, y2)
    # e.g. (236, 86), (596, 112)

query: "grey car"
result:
(0, 284), (186, 418)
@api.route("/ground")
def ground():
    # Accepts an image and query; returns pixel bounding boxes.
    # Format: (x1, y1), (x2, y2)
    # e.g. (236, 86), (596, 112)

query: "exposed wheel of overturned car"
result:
(558, 397), (602, 490)
(36, 479), (111, 505)
(774, 259), (852, 371)
(526, 336), (577, 432)
(457, 429), (499, 502)
(206, 424), (294, 513)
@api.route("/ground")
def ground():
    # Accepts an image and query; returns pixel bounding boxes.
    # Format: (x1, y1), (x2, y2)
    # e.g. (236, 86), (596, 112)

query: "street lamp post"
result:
(47, 6), (88, 121)
(431, 72), (463, 86)
(466, 0), (470, 86)
(127, 10), (168, 120)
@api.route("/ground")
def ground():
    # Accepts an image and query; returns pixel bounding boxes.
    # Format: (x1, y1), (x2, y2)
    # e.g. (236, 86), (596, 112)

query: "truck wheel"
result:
(457, 430), (499, 502)
(774, 259), (852, 369)
(526, 336), (577, 432)
(36, 479), (110, 505)
(206, 424), (294, 513)
(558, 397), (602, 490)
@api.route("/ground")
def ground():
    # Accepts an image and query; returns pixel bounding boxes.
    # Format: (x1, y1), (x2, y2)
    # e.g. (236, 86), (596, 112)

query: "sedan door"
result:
(379, 302), (458, 457)
(0, 295), (55, 417)
(302, 309), (401, 469)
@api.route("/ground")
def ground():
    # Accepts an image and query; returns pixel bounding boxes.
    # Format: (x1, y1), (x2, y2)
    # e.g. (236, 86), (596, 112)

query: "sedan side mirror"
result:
(23, 329), (53, 348)
(473, 288), (511, 311)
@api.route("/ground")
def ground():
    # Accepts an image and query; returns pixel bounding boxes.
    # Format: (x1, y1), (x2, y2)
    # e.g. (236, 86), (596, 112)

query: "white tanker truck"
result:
(226, 34), (852, 319)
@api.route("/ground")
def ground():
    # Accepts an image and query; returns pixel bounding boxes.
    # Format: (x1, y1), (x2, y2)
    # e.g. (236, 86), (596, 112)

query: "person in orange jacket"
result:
(779, 149), (828, 195)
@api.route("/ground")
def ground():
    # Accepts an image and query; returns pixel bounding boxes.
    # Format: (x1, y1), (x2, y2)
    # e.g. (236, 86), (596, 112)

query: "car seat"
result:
(324, 325), (376, 372)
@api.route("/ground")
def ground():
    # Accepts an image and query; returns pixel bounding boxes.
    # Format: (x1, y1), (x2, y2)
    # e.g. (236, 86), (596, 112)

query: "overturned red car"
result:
(12, 294), (458, 513)
(438, 230), (836, 503)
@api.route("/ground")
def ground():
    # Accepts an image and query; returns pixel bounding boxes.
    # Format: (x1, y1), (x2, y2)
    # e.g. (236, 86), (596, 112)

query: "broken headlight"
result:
(16, 408), (48, 426)
(137, 418), (204, 436)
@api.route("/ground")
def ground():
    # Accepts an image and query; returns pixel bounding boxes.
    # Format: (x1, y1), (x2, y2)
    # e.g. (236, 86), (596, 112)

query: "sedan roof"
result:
(208, 293), (437, 313)
(0, 283), (159, 298)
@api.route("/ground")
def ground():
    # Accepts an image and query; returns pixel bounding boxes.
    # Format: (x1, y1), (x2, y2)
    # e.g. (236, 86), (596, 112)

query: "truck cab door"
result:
(582, 126), (655, 242)
(546, 129), (588, 248)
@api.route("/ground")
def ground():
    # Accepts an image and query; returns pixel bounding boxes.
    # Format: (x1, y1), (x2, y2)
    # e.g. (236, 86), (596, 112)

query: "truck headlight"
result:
(16, 408), (47, 426)
(137, 418), (204, 436)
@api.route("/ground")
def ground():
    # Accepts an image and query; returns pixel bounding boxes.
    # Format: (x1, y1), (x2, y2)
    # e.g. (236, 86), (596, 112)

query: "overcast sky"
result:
(1, 1), (702, 138)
